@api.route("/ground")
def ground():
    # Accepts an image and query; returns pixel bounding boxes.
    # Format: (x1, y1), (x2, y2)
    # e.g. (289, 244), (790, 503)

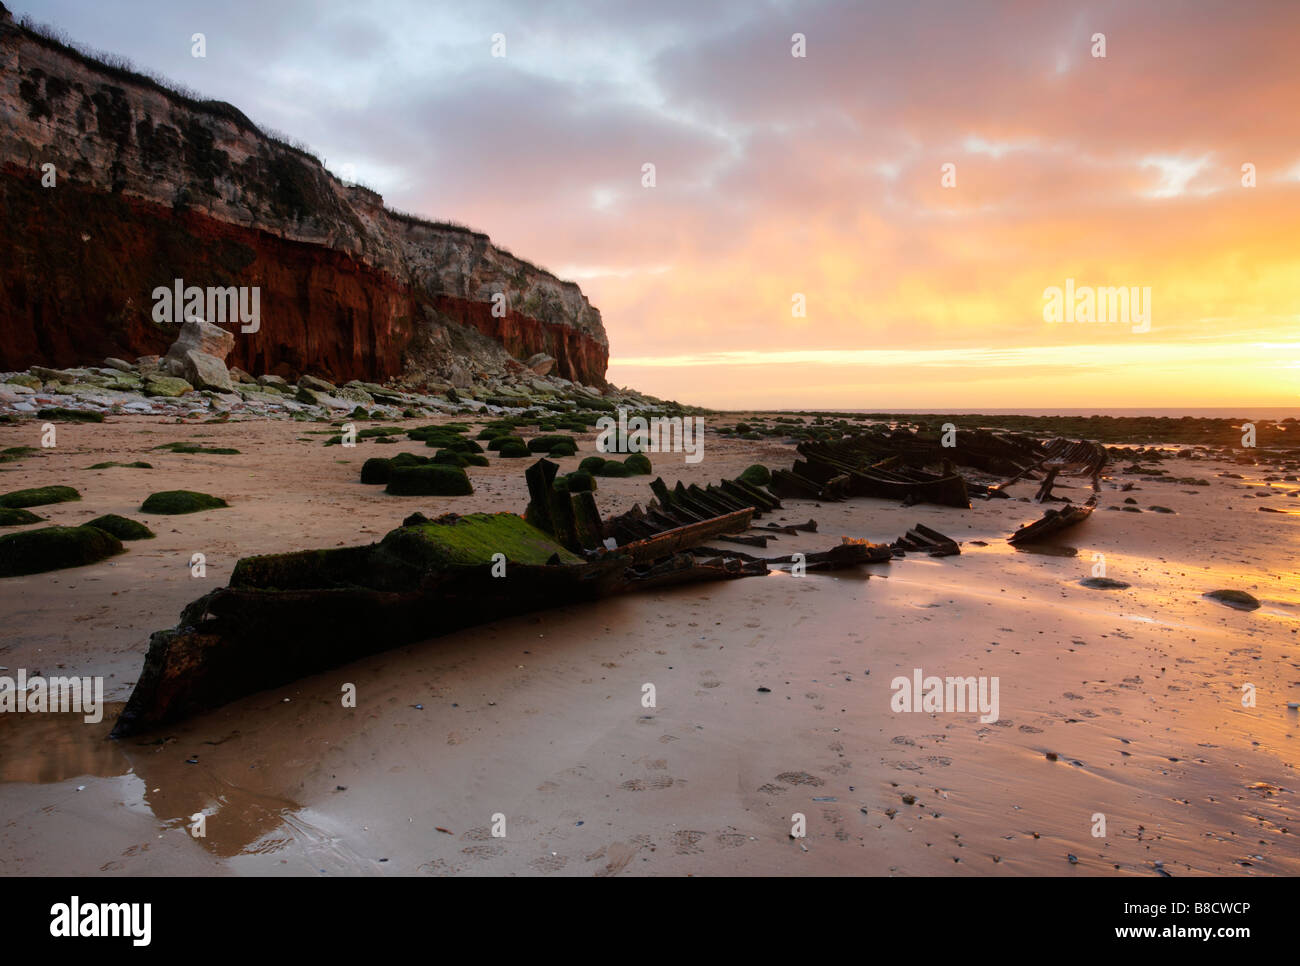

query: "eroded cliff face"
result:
(0, 8), (609, 386)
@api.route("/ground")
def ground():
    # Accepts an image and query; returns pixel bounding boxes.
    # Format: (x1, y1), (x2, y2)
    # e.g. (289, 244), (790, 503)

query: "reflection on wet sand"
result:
(0, 706), (307, 859)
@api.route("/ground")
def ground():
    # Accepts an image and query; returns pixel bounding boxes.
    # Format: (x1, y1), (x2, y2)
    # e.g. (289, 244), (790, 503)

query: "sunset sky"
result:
(19, 0), (1300, 409)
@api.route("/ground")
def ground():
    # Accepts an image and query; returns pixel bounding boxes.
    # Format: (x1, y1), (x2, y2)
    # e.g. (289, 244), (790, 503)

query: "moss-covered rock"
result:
(0, 525), (124, 577)
(385, 465), (473, 496)
(87, 461), (153, 469)
(0, 446), (40, 464)
(379, 512), (581, 568)
(579, 456), (607, 475)
(431, 449), (469, 467)
(488, 435), (526, 452)
(0, 507), (44, 526)
(390, 451), (431, 468)
(360, 457), (393, 484)
(624, 453), (652, 475)
(498, 440), (530, 458)
(152, 442), (241, 455)
(142, 376), (194, 397)
(738, 464), (772, 486)
(36, 407), (106, 423)
(0, 485), (81, 508)
(527, 434), (576, 453)
(86, 514), (155, 540)
(4, 373), (41, 390)
(593, 460), (632, 477)
(549, 439), (578, 457)
(141, 490), (229, 514)
(560, 471), (597, 493)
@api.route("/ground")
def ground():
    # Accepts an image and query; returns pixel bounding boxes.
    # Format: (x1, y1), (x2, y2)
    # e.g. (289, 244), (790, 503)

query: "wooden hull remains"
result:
(772, 429), (1107, 508)
(1008, 498), (1097, 546)
(112, 460), (850, 737)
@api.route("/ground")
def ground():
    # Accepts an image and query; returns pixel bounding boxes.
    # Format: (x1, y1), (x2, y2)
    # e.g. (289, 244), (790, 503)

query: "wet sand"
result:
(0, 415), (1297, 875)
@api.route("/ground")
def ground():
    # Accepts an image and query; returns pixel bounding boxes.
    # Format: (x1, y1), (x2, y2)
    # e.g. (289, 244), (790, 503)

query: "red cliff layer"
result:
(0, 9), (610, 386)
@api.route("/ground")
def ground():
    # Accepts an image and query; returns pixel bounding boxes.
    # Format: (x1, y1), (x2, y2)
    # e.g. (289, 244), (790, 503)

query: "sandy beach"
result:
(1, 414), (1295, 876)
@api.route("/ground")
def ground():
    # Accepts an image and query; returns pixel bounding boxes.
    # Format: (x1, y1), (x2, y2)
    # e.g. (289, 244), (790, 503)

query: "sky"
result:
(15, 0), (1300, 409)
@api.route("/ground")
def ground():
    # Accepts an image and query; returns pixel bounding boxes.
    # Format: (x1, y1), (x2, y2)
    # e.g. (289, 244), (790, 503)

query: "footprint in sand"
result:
(715, 831), (747, 848)
(592, 842), (637, 876)
(461, 844), (504, 859)
(776, 771), (825, 786)
(672, 830), (707, 855)
(418, 857), (462, 875)
(529, 853), (568, 872)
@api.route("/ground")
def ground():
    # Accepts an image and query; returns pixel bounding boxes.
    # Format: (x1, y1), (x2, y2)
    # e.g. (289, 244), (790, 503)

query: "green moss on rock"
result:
(0, 485), (81, 508)
(390, 451), (431, 468)
(561, 471), (597, 493)
(0, 507), (44, 526)
(0, 525), (124, 577)
(36, 407), (105, 423)
(87, 461), (153, 469)
(624, 453), (652, 475)
(385, 465), (473, 496)
(360, 457), (392, 484)
(738, 464), (772, 486)
(141, 490), (229, 514)
(0, 446), (39, 464)
(431, 449), (469, 467)
(498, 440), (530, 458)
(152, 442), (241, 455)
(378, 512), (581, 568)
(579, 456), (607, 474)
(86, 513), (155, 540)
(527, 434), (576, 453)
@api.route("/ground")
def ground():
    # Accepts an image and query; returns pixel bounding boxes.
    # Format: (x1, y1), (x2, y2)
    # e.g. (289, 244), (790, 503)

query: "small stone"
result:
(1080, 577), (1131, 590)
(1202, 589), (1260, 611)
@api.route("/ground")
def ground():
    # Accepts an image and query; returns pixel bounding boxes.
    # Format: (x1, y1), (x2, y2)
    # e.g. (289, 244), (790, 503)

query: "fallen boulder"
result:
(163, 318), (235, 375)
(181, 350), (235, 393)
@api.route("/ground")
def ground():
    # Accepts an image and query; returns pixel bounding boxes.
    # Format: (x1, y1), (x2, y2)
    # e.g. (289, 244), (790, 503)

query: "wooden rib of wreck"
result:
(892, 522), (962, 557)
(793, 441), (971, 507)
(771, 428), (1107, 507)
(1007, 497), (1098, 546)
